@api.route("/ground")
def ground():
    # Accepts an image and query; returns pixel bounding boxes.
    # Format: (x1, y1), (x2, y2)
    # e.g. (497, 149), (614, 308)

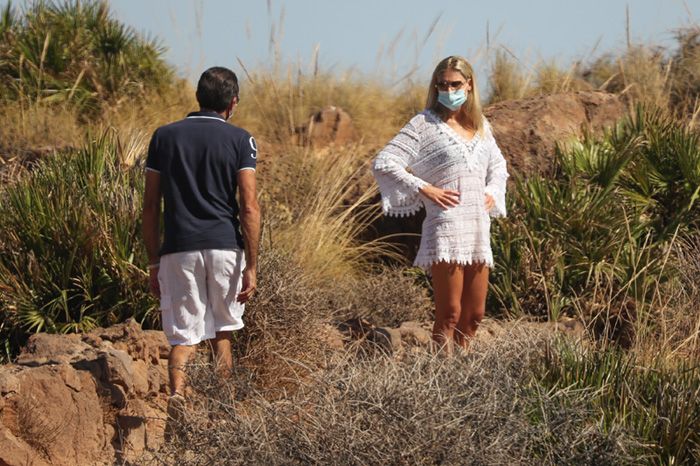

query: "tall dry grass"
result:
(145, 327), (645, 466)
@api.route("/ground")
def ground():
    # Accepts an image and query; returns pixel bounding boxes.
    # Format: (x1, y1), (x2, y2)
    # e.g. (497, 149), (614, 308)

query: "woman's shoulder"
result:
(405, 110), (437, 130)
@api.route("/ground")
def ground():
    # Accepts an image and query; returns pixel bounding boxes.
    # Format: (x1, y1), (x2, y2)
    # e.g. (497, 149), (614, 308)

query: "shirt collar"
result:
(186, 110), (226, 121)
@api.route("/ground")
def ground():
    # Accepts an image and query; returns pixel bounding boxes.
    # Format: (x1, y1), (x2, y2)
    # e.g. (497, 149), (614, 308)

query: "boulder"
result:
(16, 333), (95, 366)
(305, 106), (356, 146)
(368, 91), (627, 258)
(0, 364), (110, 466)
(484, 91), (625, 176)
(0, 320), (173, 465)
(87, 319), (170, 364)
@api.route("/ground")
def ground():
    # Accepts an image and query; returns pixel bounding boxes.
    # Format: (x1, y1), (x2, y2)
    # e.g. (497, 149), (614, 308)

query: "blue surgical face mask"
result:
(437, 89), (467, 111)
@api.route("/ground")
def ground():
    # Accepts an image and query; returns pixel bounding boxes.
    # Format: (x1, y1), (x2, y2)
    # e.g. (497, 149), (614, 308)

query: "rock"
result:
(16, 333), (95, 366)
(398, 321), (432, 346)
(132, 360), (150, 396)
(85, 319), (170, 364)
(57, 364), (82, 392)
(0, 427), (51, 466)
(146, 364), (161, 396)
(142, 330), (171, 362)
(0, 321), (174, 465)
(338, 317), (373, 340)
(0, 371), (20, 395)
(156, 359), (170, 394)
(369, 327), (403, 354)
(0, 365), (110, 466)
(99, 348), (134, 393)
(116, 399), (148, 462)
(144, 400), (167, 450)
(305, 106), (356, 146)
(484, 91), (625, 176)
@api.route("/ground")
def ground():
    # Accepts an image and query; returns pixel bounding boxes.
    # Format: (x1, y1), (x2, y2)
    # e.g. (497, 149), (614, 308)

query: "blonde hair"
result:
(426, 56), (484, 135)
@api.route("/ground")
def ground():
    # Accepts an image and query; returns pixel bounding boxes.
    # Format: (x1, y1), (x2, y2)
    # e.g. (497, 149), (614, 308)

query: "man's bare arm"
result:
(142, 170), (162, 297)
(237, 169), (260, 303)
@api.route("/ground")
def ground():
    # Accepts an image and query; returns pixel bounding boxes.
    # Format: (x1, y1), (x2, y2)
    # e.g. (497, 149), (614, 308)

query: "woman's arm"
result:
(372, 118), (460, 215)
(484, 132), (509, 218)
(372, 121), (428, 194)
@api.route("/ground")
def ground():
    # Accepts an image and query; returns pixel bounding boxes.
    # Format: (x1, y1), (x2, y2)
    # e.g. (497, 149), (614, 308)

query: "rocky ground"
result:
(0, 316), (587, 466)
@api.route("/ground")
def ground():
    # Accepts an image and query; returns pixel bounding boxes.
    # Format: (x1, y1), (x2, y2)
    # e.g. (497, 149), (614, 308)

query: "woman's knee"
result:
(435, 303), (461, 328)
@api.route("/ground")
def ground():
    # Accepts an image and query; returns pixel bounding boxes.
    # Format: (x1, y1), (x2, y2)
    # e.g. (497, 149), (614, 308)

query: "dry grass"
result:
(331, 267), (432, 327)
(649, 235), (700, 359)
(260, 142), (403, 285)
(233, 65), (424, 146)
(145, 326), (641, 466)
(588, 45), (671, 110)
(230, 249), (333, 394)
(0, 82), (193, 182)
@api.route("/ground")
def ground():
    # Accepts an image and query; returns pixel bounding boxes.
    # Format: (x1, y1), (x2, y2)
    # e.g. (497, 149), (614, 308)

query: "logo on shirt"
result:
(249, 137), (257, 159)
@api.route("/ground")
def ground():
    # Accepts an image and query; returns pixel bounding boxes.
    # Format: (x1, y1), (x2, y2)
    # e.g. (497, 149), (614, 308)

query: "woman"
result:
(372, 56), (509, 354)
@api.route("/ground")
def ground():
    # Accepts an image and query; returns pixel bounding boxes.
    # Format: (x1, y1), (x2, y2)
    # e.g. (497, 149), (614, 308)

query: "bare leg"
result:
(168, 344), (196, 396)
(431, 262), (465, 356)
(211, 331), (233, 378)
(455, 264), (489, 350)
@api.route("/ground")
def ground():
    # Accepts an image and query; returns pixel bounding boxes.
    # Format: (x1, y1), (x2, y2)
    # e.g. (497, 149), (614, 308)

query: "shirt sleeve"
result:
(371, 119), (428, 217)
(237, 133), (257, 171)
(483, 127), (509, 218)
(145, 129), (161, 173)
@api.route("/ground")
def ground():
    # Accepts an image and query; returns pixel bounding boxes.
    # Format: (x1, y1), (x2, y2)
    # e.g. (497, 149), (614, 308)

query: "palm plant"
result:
(0, 131), (156, 360)
(0, 1), (173, 111)
(490, 107), (699, 333)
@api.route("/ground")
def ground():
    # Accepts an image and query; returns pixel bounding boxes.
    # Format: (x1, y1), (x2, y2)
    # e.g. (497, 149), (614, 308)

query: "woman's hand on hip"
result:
(484, 193), (495, 212)
(419, 184), (460, 209)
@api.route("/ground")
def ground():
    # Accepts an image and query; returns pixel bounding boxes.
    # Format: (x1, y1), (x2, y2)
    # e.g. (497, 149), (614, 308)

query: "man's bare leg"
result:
(168, 344), (196, 396)
(211, 331), (233, 378)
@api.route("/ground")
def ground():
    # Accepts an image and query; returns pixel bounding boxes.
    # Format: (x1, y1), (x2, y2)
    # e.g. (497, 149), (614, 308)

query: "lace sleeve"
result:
(371, 120), (428, 217)
(483, 129), (509, 218)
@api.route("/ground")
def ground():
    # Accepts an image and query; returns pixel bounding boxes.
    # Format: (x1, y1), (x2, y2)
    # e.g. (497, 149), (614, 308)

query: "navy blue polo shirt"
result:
(146, 111), (257, 256)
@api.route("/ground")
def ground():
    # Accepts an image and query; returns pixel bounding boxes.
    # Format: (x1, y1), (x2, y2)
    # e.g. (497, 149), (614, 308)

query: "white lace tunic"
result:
(372, 110), (509, 269)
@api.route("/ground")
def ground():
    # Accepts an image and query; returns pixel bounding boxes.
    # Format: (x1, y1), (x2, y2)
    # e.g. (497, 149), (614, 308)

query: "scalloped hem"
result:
(414, 256), (494, 272)
(383, 203), (423, 217)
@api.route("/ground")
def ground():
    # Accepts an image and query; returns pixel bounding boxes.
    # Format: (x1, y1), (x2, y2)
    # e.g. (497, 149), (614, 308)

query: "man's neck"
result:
(199, 108), (227, 119)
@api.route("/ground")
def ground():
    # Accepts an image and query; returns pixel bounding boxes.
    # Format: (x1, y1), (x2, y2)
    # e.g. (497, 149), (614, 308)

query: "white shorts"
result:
(158, 249), (246, 346)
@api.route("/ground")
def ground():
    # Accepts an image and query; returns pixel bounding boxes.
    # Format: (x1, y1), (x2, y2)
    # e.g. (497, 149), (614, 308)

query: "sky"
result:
(74, 1), (700, 85)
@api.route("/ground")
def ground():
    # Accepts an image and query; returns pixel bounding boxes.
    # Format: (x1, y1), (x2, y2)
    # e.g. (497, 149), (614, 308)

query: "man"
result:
(142, 66), (260, 409)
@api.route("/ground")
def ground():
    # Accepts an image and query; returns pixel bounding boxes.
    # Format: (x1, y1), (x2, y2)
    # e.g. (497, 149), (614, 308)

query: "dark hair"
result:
(196, 67), (239, 112)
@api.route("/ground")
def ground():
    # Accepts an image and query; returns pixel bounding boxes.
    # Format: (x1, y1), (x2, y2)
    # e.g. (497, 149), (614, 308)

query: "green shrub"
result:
(0, 0), (174, 111)
(0, 131), (155, 360)
(542, 339), (700, 465)
(490, 108), (700, 333)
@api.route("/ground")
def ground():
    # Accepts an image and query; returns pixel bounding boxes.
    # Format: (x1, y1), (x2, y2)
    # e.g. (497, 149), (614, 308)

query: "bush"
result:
(542, 340), (700, 465)
(231, 249), (333, 394)
(0, 0), (174, 111)
(331, 267), (432, 328)
(489, 108), (700, 339)
(0, 131), (155, 360)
